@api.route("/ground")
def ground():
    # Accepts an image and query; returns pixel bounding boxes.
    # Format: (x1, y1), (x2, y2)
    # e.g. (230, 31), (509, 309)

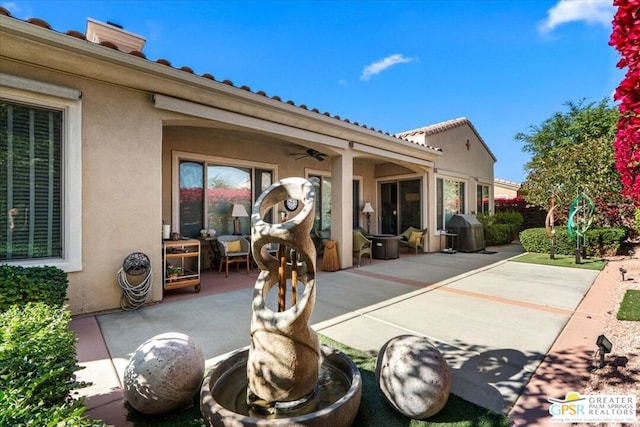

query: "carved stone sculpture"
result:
(246, 177), (320, 410)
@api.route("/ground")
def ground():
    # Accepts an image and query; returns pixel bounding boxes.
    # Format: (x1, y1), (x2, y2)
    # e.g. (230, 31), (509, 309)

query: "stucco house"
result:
(0, 13), (496, 315)
(494, 178), (521, 200)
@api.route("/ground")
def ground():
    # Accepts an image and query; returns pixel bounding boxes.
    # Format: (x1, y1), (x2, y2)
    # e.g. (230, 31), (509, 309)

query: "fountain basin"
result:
(201, 345), (362, 426)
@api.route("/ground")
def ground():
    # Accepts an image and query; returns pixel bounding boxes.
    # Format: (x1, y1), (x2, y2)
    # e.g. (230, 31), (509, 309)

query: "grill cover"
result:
(448, 214), (485, 252)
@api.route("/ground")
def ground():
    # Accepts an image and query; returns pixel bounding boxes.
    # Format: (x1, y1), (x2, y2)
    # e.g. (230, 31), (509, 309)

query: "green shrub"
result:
(491, 224), (518, 245)
(0, 265), (68, 311)
(477, 212), (523, 245)
(0, 302), (103, 426)
(494, 211), (524, 228)
(520, 227), (625, 256)
(585, 227), (626, 257)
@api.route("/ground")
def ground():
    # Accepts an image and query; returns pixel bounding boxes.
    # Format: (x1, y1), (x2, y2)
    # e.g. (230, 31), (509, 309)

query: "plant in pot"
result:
(166, 265), (183, 281)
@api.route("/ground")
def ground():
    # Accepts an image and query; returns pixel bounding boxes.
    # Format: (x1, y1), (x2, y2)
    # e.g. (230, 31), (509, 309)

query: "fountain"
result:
(200, 177), (362, 426)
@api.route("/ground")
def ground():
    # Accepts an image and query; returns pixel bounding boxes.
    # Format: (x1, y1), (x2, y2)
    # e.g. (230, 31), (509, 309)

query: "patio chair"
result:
(216, 235), (251, 277)
(353, 230), (372, 266)
(399, 226), (427, 255)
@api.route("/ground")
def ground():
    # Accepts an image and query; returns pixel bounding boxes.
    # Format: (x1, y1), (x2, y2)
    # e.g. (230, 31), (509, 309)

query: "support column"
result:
(330, 152), (353, 269)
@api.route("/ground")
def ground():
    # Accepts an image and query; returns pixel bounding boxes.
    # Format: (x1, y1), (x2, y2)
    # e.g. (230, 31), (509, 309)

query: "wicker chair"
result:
(399, 226), (427, 255)
(353, 230), (372, 266)
(216, 236), (251, 277)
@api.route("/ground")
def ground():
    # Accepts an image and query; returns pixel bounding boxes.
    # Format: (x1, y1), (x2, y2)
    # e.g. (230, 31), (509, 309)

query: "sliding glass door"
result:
(380, 179), (422, 235)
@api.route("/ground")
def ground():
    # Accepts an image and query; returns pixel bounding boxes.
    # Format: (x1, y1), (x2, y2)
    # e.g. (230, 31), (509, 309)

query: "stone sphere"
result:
(123, 332), (205, 415)
(375, 335), (451, 419)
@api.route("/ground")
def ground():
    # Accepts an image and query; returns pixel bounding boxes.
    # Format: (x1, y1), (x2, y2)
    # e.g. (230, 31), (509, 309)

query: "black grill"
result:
(447, 214), (485, 252)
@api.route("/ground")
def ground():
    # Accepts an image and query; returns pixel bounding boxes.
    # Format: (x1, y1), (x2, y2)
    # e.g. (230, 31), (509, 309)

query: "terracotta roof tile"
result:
(65, 30), (86, 40)
(396, 117), (494, 158)
(1, 13), (451, 153)
(128, 50), (146, 59)
(26, 18), (51, 29)
(396, 117), (470, 137)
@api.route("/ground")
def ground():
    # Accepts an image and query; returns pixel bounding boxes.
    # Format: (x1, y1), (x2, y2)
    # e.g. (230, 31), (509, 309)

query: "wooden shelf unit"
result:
(163, 239), (201, 293)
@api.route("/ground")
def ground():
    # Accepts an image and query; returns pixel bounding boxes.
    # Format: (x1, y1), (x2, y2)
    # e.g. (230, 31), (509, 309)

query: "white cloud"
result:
(538, 0), (615, 33)
(360, 54), (415, 81)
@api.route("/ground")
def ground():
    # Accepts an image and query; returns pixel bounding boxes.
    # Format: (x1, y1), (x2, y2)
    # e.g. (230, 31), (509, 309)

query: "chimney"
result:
(85, 18), (146, 53)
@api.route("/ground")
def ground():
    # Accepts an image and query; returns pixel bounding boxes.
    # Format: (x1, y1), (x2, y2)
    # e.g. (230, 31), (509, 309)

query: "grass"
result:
(126, 335), (509, 427)
(321, 335), (510, 427)
(617, 289), (640, 321)
(510, 252), (607, 271)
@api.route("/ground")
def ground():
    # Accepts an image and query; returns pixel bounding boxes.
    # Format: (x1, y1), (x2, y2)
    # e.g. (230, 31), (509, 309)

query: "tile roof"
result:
(494, 178), (521, 187)
(397, 117), (496, 161)
(0, 8), (458, 154)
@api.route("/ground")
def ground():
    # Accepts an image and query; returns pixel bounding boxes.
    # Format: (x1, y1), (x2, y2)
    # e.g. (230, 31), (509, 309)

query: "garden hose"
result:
(117, 252), (153, 310)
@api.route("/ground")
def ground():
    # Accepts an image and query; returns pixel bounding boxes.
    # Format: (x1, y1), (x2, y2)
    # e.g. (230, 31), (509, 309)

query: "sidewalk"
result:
(70, 243), (605, 426)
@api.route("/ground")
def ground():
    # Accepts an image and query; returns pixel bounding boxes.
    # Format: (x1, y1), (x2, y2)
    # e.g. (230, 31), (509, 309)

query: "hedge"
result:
(0, 302), (103, 426)
(519, 227), (626, 257)
(477, 212), (524, 245)
(0, 265), (68, 311)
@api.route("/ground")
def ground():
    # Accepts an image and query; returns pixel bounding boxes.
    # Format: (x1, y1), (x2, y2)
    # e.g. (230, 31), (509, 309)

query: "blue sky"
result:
(3, 0), (621, 183)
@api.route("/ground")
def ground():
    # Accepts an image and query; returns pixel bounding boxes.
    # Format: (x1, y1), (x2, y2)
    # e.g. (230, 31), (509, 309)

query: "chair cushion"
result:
(225, 240), (242, 253)
(408, 231), (423, 245)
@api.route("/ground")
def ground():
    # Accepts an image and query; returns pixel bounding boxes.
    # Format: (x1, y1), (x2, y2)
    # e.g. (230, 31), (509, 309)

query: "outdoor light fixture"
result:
(620, 266), (627, 281)
(231, 204), (249, 235)
(596, 334), (612, 368)
(362, 202), (374, 234)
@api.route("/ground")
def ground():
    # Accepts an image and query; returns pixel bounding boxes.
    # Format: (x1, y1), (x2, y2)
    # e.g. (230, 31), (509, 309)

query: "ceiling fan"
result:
(291, 148), (328, 161)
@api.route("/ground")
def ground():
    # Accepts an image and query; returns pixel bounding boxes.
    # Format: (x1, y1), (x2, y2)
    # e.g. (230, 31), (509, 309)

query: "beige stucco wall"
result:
(428, 126), (494, 182)
(428, 126), (494, 216)
(494, 182), (520, 199)
(1, 60), (163, 315)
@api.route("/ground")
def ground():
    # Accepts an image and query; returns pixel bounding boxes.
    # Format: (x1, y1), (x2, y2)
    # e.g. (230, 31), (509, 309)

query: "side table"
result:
(371, 235), (400, 260)
(440, 231), (458, 254)
(198, 236), (221, 270)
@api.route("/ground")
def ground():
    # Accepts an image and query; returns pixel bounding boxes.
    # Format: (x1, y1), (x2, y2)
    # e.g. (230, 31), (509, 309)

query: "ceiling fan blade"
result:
(289, 148), (328, 161)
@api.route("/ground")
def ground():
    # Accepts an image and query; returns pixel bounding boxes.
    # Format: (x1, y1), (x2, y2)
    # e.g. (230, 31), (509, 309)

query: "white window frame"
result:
(476, 182), (491, 214)
(436, 175), (467, 231)
(1, 75), (82, 272)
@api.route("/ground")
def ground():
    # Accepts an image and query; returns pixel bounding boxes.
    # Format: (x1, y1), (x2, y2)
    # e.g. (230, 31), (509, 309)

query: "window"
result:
(437, 178), (465, 230)
(176, 156), (273, 238)
(308, 174), (361, 232)
(476, 184), (490, 214)
(1, 78), (82, 271)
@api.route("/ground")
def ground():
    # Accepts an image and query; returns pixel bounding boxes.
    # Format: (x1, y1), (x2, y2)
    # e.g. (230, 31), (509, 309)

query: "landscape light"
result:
(596, 334), (612, 368)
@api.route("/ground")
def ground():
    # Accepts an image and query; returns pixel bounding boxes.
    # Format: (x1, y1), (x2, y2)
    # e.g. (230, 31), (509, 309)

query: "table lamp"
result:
(231, 204), (249, 235)
(362, 202), (374, 233)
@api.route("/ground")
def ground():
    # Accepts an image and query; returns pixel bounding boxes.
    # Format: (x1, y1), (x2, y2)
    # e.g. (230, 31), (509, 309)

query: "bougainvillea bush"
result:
(610, 0), (640, 206)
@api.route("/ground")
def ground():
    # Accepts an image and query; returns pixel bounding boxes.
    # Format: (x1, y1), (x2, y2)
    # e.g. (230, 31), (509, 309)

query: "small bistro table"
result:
(371, 234), (401, 260)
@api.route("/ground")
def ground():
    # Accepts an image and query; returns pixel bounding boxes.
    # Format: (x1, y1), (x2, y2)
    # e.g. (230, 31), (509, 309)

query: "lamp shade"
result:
(231, 204), (249, 218)
(362, 202), (374, 213)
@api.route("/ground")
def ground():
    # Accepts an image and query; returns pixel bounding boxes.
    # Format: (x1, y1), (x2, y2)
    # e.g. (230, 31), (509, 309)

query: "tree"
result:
(516, 99), (635, 229)
(610, 0), (640, 206)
